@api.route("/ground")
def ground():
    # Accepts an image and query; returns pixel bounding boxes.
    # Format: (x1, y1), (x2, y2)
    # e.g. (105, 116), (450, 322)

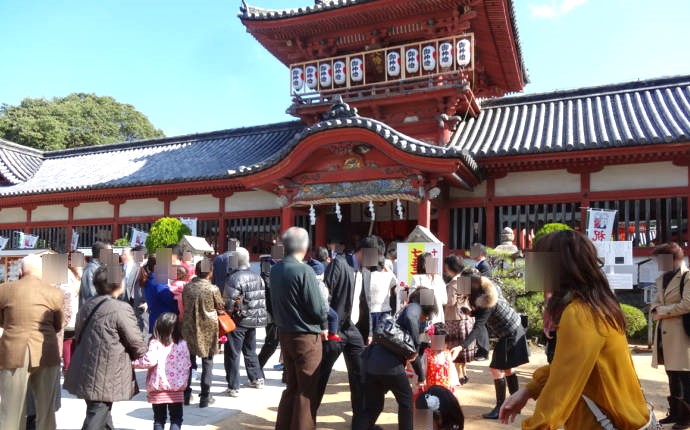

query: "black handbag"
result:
(676, 272), (690, 336)
(372, 313), (417, 362)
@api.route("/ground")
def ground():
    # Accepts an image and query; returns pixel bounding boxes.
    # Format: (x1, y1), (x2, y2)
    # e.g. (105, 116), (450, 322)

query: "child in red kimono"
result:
(425, 323), (461, 393)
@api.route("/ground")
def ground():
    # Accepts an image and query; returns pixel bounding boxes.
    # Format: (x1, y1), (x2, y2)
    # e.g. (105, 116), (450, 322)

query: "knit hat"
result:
(307, 258), (325, 276)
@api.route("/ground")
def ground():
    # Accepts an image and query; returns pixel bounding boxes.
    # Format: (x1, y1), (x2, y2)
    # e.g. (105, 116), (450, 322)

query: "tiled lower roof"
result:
(0, 138), (43, 185)
(450, 75), (690, 157)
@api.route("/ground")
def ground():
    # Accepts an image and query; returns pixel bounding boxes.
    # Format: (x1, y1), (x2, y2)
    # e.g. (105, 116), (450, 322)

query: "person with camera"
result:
(222, 246), (267, 398)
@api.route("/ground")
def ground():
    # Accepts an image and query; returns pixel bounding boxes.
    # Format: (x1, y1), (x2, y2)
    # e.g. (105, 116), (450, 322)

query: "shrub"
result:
(515, 292), (544, 339)
(621, 304), (647, 339)
(145, 217), (191, 254)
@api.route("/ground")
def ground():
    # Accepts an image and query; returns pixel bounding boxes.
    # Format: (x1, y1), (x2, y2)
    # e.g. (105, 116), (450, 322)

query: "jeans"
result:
(224, 326), (264, 390)
(354, 372), (413, 430)
(153, 403), (183, 430)
(82, 401), (114, 430)
(186, 353), (214, 398)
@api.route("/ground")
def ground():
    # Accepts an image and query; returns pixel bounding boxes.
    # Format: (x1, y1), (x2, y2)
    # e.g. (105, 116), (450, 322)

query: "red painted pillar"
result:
(280, 206), (294, 235)
(418, 198), (431, 229)
(437, 206), (450, 250)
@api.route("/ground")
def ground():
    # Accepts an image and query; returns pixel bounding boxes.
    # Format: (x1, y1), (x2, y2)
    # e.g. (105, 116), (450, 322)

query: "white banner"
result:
(17, 232), (39, 249)
(179, 217), (197, 237)
(70, 229), (79, 251)
(587, 209), (617, 242)
(0, 236), (8, 250)
(130, 228), (149, 248)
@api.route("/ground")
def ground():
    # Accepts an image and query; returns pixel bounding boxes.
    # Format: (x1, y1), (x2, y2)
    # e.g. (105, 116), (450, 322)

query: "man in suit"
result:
(471, 243), (492, 277)
(125, 246), (149, 336)
(0, 254), (64, 430)
(316, 236), (378, 424)
(79, 241), (111, 307)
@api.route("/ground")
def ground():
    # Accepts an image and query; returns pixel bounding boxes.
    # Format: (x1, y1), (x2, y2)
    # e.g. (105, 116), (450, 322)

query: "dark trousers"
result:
(82, 401), (114, 430)
(317, 325), (366, 421)
(354, 373), (413, 430)
(225, 326), (264, 389)
(276, 332), (323, 430)
(153, 403), (183, 430)
(186, 354), (214, 398)
(667, 370), (690, 402)
(258, 322), (280, 369)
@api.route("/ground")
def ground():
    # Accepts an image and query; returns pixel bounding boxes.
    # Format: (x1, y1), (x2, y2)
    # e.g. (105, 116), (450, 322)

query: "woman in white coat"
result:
(410, 252), (447, 324)
(652, 242), (690, 429)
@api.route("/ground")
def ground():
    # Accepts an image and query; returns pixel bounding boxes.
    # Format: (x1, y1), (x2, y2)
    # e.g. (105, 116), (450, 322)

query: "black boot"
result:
(673, 399), (690, 429)
(483, 378), (507, 419)
(660, 396), (680, 425)
(506, 374), (520, 395)
(199, 394), (215, 408)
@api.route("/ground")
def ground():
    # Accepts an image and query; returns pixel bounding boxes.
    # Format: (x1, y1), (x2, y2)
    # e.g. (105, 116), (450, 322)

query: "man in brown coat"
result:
(0, 254), (64, 430)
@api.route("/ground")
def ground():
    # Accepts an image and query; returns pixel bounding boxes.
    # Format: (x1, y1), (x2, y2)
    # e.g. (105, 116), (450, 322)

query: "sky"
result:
(1, 0), (689, 137)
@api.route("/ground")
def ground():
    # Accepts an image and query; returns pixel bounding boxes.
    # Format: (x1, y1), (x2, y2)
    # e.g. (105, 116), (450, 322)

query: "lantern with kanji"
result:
(439, 42), (453, 69)
(387, 51), (401, 77)
(456, 39), (471, 68)
(422, 45), (436, 72)
(319, 62), (332, 88)
(291, 66), (304, 91)
(305, 65), (318, 89)
(333, 60), (347, 85)
(350, 57), (364, 82)
(405, 47), (420, 74)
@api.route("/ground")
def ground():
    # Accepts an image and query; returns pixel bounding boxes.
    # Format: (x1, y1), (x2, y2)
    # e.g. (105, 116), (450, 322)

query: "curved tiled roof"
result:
(239, 0), (373, 20)
(0, 138), (43, 185)
(0, 101), (478, 197)
(450, 75), (690, 157)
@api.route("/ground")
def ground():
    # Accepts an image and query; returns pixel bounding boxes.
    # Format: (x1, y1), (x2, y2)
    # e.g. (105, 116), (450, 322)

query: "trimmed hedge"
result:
(621, 303), (647, 339)
(533, 223), (573, 244)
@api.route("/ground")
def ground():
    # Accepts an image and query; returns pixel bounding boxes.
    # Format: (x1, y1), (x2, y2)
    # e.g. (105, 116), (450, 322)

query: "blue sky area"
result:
(1, 0), (688, 137)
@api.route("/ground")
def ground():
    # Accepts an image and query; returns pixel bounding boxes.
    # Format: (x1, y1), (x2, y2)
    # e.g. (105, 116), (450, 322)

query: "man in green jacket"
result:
(270, 226), (327, 430)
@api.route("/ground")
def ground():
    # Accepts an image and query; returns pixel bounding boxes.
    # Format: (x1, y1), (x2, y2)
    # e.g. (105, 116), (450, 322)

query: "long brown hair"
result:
(534, 230), (626, 332)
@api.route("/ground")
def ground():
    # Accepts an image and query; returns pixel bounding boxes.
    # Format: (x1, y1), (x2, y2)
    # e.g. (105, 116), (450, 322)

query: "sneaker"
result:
(248, 379), (265, 389)
(221, 388), (240, 397)
(327, 333), (342, 342)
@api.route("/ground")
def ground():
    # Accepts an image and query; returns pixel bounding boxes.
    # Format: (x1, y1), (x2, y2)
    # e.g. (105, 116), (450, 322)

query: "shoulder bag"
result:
(676, 271), (690, 336)
(218, 311), (236, 337)
(372, 312), (417, 362)
(74, 297), (110, 346)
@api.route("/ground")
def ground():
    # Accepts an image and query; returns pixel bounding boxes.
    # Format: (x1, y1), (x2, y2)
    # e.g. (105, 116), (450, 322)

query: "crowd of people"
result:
(0, 226), (683, 430)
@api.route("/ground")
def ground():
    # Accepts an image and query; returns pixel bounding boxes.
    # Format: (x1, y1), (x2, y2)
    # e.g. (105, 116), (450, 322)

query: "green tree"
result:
(0, 93), (164, 150)
(145, 218), (191, 255)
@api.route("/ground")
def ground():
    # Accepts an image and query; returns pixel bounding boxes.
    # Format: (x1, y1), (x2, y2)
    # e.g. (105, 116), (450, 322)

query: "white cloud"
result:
(528, 0), (587, 19)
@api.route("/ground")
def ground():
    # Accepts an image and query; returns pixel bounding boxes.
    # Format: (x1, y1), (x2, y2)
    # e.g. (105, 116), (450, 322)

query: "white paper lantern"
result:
(456, 39), (471, 68)
(291, 67), (304, 91)
(439, 42), (453, 68)
(387, 51), (401, 77)
(350, 57), (364, 83)
(319, 63), (332, 88)
(405, 48), (420, 74)
(333, 60), (347, 85)
(422, 45), (436, 72)
(305, 65), (318, 89)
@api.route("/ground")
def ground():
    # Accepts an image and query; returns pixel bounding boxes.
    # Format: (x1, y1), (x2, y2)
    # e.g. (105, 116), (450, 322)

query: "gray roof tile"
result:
(450, 75), (690, 157)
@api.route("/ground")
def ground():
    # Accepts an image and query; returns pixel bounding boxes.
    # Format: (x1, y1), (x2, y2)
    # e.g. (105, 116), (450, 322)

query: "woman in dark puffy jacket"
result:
(64, 266), (146, 430)
(451, 275), (529, 420)
(354, 288), (438, 430)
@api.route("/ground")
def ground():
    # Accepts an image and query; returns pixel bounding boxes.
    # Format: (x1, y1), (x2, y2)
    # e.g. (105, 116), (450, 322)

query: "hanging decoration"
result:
(386, 51), (401, 77)
(456, 38), (471, 67)
(439, 42), (453, 68)
(319, 62), (332, 88)
(396, 198), (404, 220)
(368, 201), (376, 221)
(350, 57), (364, 82)
(309, 205), (316, 226)
(291, 67), (304, 91)
(305, 65), (318, 89)
(333, 60), (347, 85)
(422, 45), (436, 71)
(405, 48), (420, 74)
(335, 202), (343, 223)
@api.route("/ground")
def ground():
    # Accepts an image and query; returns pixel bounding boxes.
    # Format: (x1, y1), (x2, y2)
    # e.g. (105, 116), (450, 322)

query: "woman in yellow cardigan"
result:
(499, 230), (656, 429)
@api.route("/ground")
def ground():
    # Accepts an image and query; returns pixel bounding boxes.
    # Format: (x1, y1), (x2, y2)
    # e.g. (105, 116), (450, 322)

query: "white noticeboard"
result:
(593, 241), (634, 289)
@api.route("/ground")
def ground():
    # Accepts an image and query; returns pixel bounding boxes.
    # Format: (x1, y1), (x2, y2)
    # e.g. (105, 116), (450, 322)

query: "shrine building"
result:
(1, 0), (690, 273)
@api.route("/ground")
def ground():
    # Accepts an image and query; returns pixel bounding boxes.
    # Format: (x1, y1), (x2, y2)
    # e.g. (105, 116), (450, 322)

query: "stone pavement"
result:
(55, 330), (670, 430)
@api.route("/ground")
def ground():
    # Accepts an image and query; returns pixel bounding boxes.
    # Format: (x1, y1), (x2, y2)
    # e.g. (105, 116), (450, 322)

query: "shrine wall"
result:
(494, 170), (580, 197)
(170, 194), (219, 215)
(120, 198), (164, 217)
(32, 205), (68, 222)
(0, 207), (26, 223)
(74, 202), (114, 220)
(226, 190), (279, 212)
(590, 162), (687, 192)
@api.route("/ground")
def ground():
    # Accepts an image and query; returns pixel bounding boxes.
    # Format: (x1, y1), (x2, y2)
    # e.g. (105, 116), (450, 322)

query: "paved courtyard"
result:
(55, 330), (669, 430)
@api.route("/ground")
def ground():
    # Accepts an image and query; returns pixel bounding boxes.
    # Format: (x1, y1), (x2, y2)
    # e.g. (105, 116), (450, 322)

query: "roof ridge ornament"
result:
(321, 96), (359, 120)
